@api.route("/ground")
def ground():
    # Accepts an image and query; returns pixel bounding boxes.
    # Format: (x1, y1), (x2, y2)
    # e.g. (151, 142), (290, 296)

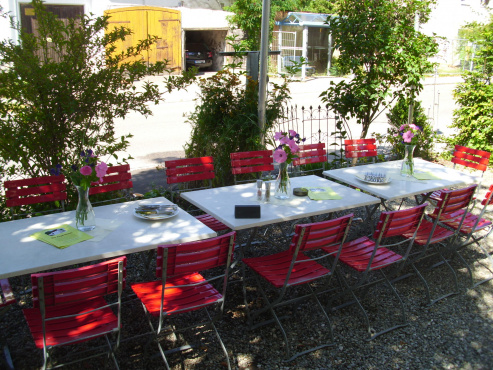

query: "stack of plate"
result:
(134, 204), (179, 220)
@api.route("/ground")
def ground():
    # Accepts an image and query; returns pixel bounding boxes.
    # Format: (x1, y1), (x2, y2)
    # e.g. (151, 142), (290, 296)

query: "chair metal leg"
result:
(3, 345), (14, 370)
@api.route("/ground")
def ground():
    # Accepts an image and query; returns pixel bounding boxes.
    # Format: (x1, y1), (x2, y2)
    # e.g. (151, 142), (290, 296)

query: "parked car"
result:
(185, 43), (213, 70)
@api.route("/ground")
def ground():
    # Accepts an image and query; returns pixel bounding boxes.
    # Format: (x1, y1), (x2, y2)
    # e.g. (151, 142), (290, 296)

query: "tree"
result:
(320, 0), (438, 139)
(450, 15), (493, 157)
(0, 0), (195, 181)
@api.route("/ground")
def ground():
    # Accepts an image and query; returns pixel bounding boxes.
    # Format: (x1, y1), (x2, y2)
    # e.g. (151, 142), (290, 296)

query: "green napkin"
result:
(307, 187), (342, 200)
(413, 171), (442, 180)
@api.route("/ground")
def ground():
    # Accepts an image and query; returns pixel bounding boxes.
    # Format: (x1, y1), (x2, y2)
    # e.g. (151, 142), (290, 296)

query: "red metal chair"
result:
(131, 232), (236, 369)
(230, 150), (274, 184)
(1, 279), (16, 370)
(4, 175), (67, 219)
(242, 214), (353, 361)
(291, 142), (327, 176)
(403, 185), (477, 305)
(429, 184), (493, 288)
(424, 145), (490, 203)
(165, 157), (229, 232)
(22, 257), (126, 370)
(323, 204), (427, 340)
(344, 138), (378, 167)
(89, 164), (141, 205)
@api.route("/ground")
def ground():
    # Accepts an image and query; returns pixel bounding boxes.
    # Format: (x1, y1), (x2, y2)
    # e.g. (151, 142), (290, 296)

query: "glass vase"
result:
(75, 185), (96, 231)
(400, 144), (416, 177)
(274, 162), (292, 200)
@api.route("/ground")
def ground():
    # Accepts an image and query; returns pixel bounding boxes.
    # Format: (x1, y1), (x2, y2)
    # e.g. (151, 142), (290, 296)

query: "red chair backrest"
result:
(481, 184), (493, 207)
(292, 143), (326, 166)
(156, 232), (236, 278)
(230, 150), (274, 175)
(31, 257), (126, 308)
(433, 185), (478, 219)
(289, 213), (353, 253)
(165, 156), (215, 185)
(452, 145), (490, 173)
(344, 138), (377, 159)
(5, 175), (67, 208)
(373, 203), (428, 240)
(89, 164), (133, 196)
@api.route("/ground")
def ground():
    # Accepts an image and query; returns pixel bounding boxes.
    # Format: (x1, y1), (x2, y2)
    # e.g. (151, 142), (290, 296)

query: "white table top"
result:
(0, 197), (216, 279)
(322, 159), (479, 202)
(181, 175), (380, 231)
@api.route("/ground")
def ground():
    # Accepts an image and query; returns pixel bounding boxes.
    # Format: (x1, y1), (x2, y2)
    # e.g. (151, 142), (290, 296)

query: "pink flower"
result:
(399, 125), (406, 131)
(393, 133), (399, 137)
(273, 149), (287, 163)
(402, 131), (414, 143)
(409, 123), (420, 131)
(288, 140), (299, 153)
(280, 136), (290, 145)
(95, 162), (108, 182)
(274, 132), (284, 141)
(80, 165), (93, 176)
(289, 129), (297, 137)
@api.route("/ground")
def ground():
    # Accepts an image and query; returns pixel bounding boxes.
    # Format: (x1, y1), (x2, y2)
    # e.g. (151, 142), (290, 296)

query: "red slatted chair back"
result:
(432, 185), (477, 220)
(31, 257), (126, 309)
(344, 138), (378, 159)
(4, 175), (67, 218)
(165, 156), (215, 186)
(373, 203), (428, 243)
(452, 145), (490, 173)
(156, 232), (235, 279)
(289, 213), (353, 255)
(292, 143), (327, 167)
(89, 164), (133, 196)
(230, 150), (274, 184)
(0, 279), (16, 310)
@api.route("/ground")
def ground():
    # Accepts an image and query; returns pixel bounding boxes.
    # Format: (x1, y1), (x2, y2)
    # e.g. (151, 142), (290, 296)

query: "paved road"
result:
(115, 73), (462, 194)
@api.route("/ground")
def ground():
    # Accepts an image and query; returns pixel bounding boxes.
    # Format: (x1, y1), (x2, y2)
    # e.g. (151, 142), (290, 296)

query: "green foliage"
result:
(374, 97), (437, 160)
(184, 69), (291, 187)
(450, 16), (493, 158)
(0, 0), (195, 206)
(320, 0), (438, 139)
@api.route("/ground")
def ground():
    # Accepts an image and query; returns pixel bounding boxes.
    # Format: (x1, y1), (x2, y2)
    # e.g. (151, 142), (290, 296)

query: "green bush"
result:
(184, 69), (290, 187)
(0, 0), (195, 215)
(374, 97), (437, 160)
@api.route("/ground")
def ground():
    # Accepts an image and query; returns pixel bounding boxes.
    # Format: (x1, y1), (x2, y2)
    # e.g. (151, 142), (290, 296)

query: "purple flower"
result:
(71, 164), (78, 171)
(274, 132), (284, 141)
(288, 140), (299, 153)
(95, 162), (108, 182)
(273, 149), (287, 163)
(402, 131), (414, 143)
(80, 165), (93, 176)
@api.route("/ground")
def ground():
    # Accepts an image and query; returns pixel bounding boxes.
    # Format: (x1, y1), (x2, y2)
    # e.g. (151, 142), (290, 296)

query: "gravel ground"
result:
(2, 161), (493, 370)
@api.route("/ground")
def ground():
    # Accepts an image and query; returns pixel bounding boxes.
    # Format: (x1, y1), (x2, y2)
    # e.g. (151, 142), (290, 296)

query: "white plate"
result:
(133, 208), (179, 220)
(355, 174), (392, 185)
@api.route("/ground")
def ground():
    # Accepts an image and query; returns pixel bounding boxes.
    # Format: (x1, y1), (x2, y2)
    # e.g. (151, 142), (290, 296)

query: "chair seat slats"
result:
(243, 250), (331, 288)
(24, 298), (118, 347)
(132, 273), (222, 316)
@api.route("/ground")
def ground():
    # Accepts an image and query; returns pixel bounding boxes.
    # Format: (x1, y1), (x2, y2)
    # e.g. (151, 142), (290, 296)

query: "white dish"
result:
(133, 208), (179, 220)
(355, 174), (392, 185)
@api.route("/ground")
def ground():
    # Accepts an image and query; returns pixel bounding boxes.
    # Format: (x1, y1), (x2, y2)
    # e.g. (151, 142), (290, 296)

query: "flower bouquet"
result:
(51, 150), (108, 231)
(397, 123), (422, 176)
(272, 130), (305, 199)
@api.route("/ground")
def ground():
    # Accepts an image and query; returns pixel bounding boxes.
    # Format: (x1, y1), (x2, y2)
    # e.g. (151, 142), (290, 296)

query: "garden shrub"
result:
(184, 69), (291, 187)
(374, 97), (437, 160)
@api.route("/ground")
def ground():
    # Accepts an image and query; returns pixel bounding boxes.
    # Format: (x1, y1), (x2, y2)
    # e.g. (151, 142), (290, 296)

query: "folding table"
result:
(0, 197), (217, 279)
(322, 159), (480, 210)
(181, 175), (380, 246)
